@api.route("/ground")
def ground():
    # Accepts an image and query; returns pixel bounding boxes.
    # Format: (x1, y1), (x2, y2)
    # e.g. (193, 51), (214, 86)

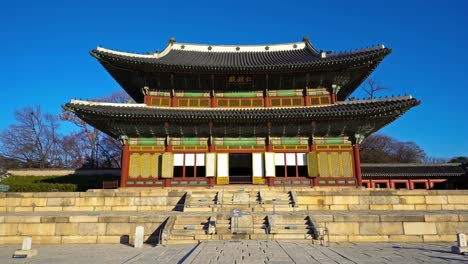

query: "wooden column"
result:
(353, 144), (363, 187)
(120, 144), (130, 188)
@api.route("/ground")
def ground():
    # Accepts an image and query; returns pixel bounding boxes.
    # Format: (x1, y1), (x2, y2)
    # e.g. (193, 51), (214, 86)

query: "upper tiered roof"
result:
(91, 38), (390, 72)
(91, 37), (392, 102)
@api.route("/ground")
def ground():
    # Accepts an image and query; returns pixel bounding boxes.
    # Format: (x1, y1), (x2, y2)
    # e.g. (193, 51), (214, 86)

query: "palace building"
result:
(64, 37), (420, 188)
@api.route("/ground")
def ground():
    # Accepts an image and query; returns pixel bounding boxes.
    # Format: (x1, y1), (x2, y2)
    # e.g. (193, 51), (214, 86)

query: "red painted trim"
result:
(267, 177), (274, 186)
(120, 144), (130, 187)
(390, 180), (409, 189)
(310, 144), (316, 152)
(304, 95), (311, 106)
(353, 144), (362, 187)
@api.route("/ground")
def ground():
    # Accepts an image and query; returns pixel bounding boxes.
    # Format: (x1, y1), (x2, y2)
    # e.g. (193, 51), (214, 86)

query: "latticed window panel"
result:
(150, 97), (171, 107)
(128, 153), (167, 178)
(318, 153), (330, 177)
(341, 152), (354, 177)
(217, 98), (264, 108)
(269, 97), (304, 107)
(129, 153), (141, 178)
(310, 95), (331, 106)
(177, 98), (210, 107)
(306, 151), (355, 178)
(330, 152), (341, 177)
(140, 153), (152, 178)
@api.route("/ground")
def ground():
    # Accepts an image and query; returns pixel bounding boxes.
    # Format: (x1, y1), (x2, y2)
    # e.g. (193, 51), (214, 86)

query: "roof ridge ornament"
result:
(169, 37), (176, 45)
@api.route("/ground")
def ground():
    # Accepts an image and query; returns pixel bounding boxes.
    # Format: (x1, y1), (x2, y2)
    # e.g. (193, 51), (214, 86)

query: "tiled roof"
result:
(62, 96), (419, 138)
(91, 41), (390, 72)
(361, 163), (468, 178)
(64, 96), (418, 122)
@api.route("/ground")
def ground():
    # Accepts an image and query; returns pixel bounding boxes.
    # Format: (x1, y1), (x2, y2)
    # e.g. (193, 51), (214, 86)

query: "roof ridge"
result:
(338, 95), (414, 105)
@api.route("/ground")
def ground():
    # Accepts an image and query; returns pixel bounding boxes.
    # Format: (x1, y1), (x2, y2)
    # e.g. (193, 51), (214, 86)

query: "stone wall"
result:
(0, 214), (167, 244)
(1, 189), (467, 212)
(309, 212), (468, 242)
(295, 190), (468, 210)
(0, 190), (185, 212)
(7, 169), (120, 177)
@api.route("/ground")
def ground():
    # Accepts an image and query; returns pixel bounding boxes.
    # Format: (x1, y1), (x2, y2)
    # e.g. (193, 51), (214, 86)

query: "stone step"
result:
(166, 239), (199, 245)
(275, 230), (312, 234)
(172, 224), (207, 229)
(174, 220), (209, 225)
(171, 230), (207, 235)
(183, 207), (214, 212)
(272, 234), (310, 239)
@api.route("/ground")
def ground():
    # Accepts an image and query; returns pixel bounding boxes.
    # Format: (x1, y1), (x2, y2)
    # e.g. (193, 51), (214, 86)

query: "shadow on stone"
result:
(146, 218), (168, 245)
(173, 193), (187, 212)
(120, 235), (130, 245)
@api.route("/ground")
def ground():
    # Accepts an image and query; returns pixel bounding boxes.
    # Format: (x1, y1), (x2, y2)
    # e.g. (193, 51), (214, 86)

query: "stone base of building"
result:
(0, 189), (467, 244)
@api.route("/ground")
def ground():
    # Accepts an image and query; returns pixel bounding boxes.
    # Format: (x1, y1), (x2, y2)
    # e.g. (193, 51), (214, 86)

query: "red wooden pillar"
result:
(144, 95), (150, 105)
(353, 144), (362, 187)
(120, 144), (130, 187)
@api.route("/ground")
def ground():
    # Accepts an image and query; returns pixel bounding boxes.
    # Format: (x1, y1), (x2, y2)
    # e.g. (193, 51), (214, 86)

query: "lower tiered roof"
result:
(362, 163), (468, 178)
(63, 96), (419, 139)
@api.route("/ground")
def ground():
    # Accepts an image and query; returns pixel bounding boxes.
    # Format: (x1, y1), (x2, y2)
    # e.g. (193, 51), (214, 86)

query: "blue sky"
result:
(1, 0), (467, 159)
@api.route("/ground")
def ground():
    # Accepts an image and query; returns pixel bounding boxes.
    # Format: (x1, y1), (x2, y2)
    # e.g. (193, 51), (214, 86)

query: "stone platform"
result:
(0, 188), (467, 244)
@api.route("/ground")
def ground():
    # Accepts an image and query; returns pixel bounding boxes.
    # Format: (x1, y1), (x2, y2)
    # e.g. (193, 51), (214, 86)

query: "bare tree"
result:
(362, 78), (391, 99)
(0, 106), (61, 168)
(61, 91), (132, 168)
(360, 134), (427, 163)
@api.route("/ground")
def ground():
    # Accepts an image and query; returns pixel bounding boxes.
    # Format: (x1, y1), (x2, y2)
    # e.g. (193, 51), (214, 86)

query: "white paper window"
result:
(205, 153), (216, 177)
(296, 153), (307, 166)
(174, 154), (184, 166)
(265, 152), (276, 177)
(286, 153), (296, 165)
(217, 153), (229, 177)
(252, 153), (264, 177)
(196, 153), (205, 166)
(275, 153), (285, 166)
(185, 154), (195, 166)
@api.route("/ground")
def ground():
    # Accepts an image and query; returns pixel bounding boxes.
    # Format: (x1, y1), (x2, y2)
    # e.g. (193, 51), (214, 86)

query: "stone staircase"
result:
(261, 191), (296, 211)
(217, 190), (261, 211)
(166, 215), (211, 244)
(270, 215), (314, 241)
(184, 191), (219, 212)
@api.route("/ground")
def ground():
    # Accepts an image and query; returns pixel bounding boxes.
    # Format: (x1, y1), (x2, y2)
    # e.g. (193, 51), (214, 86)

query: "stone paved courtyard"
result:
(0, 241), (467, 264)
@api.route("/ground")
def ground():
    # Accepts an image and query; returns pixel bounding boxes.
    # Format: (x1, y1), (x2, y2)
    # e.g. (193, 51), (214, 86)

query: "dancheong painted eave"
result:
(62, 96), (420, 138)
